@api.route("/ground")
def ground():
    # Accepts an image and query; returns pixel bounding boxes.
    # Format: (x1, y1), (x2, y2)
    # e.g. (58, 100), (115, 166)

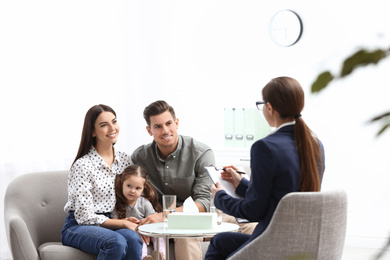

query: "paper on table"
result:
(205, 166), (250, 199)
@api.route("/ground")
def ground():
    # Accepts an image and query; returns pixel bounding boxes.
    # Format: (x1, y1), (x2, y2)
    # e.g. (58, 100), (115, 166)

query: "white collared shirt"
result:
(64, 146), (132, 225)
(269, 121), (296, 135)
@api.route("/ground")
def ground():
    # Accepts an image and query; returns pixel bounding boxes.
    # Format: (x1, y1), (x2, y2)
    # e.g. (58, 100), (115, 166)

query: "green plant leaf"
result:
(368, 112), (390, 136)
(340, 49), (387, 77)
(311, 46), (390, 135)
(369, 112), (390, 123)
(311, 71), (334, 93)
(376, 124), (390, 137)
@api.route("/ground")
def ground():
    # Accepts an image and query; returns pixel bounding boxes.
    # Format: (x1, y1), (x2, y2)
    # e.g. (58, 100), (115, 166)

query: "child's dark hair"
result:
(115, 165), (162, 219)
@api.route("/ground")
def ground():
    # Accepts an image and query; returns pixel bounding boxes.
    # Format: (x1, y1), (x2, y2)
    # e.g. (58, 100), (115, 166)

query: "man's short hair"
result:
(143, 100), (176, 126)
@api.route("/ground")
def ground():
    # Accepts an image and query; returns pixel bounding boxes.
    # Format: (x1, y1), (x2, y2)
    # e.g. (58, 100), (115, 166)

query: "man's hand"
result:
(138, 212), (164, 225)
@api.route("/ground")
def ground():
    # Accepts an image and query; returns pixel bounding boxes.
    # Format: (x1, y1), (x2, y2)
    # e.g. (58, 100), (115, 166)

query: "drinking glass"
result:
(163, 195), (176, 223)
(210, 196), (223, 225)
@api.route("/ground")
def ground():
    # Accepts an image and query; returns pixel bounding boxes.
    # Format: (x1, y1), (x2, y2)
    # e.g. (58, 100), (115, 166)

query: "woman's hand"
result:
(138, 232), (151, 245)
(137, 213), (163, 244)
(136, 217), (151, 244)
(220, 165), (244, 188)
(138, 212), (164, 226)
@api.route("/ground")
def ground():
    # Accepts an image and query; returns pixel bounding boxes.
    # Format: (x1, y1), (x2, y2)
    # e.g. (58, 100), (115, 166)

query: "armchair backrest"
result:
(228, 190), (348, 260)
(4, 171), (69, 259)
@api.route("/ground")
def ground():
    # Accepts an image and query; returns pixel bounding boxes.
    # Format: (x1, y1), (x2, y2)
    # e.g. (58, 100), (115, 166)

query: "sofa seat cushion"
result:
(38, 242), (97, 260)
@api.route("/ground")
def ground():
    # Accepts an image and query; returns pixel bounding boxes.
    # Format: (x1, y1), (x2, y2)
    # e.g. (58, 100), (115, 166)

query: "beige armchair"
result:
(4, 171), (97, 260)
(228, 190), (348, 260)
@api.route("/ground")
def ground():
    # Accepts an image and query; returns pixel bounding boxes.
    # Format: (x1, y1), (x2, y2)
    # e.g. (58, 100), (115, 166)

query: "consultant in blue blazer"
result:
(205, 76), (325, 259)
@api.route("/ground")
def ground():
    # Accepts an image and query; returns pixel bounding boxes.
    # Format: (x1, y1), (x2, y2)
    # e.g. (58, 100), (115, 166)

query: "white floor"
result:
(343, 246), (390, 260)
(2, 246), (390, 260)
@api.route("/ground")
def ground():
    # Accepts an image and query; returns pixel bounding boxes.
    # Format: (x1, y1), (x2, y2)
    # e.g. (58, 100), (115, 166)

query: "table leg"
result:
(155, 238), (160, 260)
(166, 236), (169, 260)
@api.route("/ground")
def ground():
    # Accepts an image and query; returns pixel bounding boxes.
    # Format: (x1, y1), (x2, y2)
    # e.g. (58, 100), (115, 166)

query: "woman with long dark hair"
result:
(61, 104), (142, 259)
(205, 77), (325, 259)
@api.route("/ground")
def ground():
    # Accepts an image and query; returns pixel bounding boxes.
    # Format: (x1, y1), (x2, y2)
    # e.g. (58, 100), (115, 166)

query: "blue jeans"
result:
(61, 212), (143, 260)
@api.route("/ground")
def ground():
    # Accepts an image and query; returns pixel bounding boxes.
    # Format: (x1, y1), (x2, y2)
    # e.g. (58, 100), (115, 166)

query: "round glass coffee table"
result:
(138, 222), (239, 260)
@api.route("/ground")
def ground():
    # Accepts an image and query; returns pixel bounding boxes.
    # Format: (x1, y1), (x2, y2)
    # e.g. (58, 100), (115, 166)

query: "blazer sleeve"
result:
(214, 140), (276, 222)
(235, 178), (249, 197)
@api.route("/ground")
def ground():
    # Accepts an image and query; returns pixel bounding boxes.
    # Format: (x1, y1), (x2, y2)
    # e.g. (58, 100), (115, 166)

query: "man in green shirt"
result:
(134, 100), (215, 260)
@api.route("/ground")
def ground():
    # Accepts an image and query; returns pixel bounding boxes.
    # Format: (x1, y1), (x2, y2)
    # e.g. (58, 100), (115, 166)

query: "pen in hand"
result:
(214, 166), (246, 175)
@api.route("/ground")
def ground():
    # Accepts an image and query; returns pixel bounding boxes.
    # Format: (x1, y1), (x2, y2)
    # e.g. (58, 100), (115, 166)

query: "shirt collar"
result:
(154, 135), (182, 162)
(113, 146), (121, 164)
(89, 146), (120, 168)
(269, 121), (295, 135)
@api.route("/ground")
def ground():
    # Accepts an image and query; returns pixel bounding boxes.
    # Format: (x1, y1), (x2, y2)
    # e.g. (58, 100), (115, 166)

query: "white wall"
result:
(1, 0), (390, 258)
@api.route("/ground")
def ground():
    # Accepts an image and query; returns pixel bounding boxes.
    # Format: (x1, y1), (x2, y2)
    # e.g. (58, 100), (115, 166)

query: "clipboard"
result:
(205, 166), (249, 199)
(205, 166), (251, 223)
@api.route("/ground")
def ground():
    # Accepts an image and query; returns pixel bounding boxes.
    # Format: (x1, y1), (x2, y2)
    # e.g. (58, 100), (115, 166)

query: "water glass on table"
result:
(210, 195), (223, 225)
(163, 195), (176, 224)
(210, 206), (223, 225)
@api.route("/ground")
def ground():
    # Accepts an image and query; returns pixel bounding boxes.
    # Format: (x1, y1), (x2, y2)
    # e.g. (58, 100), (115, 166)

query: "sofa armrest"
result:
(7, 215), (40, 260)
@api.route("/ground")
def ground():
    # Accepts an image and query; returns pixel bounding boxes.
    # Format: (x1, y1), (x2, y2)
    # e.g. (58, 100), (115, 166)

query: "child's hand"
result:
(139, 212), (164, 225)
(138, 232), (151, 245)
(100, 218), (138, 231)
(120, 219), (139, 231)
(127, 217), (140, 224)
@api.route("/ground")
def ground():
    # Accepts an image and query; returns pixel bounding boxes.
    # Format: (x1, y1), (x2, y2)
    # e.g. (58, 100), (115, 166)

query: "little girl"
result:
(111, 165), (165, 260)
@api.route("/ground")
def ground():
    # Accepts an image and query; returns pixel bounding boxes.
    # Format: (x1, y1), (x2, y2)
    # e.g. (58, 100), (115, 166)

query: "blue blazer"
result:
(214, 124), (325, 243)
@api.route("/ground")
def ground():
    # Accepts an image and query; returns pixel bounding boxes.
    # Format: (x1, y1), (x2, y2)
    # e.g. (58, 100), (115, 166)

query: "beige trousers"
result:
(174, 237), (204, 260)
(173, 214), (257, 260)
(221, 214), (258, 234)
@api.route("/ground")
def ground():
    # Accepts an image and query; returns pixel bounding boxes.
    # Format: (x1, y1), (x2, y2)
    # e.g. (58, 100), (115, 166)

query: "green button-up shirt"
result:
(131, 135), (215, 211)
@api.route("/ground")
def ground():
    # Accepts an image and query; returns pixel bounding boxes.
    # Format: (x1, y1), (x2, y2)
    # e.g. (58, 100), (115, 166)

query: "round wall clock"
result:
(268, 10), (303, 47)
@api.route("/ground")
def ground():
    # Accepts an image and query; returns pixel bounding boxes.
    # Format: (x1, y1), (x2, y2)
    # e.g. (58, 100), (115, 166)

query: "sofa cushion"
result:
(38, 242), (97, 260)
